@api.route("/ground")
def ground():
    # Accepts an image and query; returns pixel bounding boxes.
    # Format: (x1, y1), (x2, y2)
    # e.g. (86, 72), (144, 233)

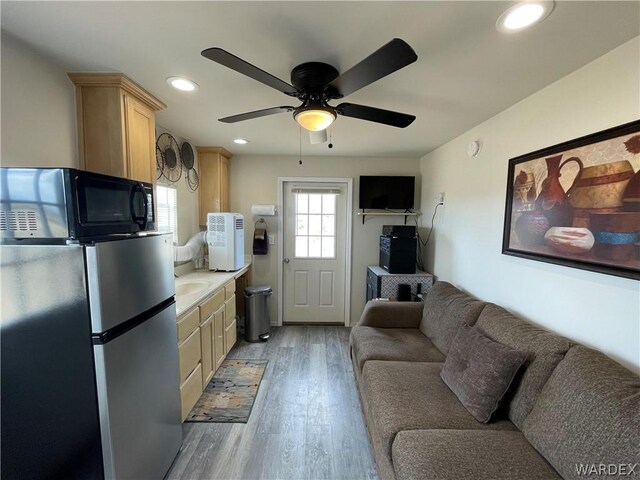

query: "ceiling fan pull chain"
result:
(299, 125), (303, 165)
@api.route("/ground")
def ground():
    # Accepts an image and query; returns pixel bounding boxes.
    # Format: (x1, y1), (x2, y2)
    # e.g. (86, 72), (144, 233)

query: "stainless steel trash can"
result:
(244, 286), (272, 342)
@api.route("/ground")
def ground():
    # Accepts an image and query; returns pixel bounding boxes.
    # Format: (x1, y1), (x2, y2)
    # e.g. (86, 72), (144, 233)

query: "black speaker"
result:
(397, 284), (412, 301)
(382, 225), (417, 238)
(379, 236), (416, 274)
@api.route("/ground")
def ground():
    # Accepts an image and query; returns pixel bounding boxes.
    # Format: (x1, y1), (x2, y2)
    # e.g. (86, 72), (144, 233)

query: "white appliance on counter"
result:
(207, 213), (244, 271)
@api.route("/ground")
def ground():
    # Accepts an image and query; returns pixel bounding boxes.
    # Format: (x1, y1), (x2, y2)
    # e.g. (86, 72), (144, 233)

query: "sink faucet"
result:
(174, 272), (179, 278)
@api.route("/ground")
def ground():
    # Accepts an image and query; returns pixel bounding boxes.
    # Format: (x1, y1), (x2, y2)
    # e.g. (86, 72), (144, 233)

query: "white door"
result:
(283, 181), (348, 324)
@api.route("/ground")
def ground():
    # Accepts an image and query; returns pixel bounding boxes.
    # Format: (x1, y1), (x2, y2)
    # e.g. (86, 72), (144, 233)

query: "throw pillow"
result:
(440, 323), (528, 423)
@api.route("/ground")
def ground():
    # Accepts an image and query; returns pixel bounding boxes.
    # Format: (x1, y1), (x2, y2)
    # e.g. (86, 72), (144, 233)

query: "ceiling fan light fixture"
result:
(497, 1), (554, 32)
(294, 106), (336, 132)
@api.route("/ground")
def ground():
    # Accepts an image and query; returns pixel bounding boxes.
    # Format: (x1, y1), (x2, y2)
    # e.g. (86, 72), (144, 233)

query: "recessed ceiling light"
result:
(497, 1), (554, 33)
(166, 77), (199, 92)
(233, 138), (249, 145)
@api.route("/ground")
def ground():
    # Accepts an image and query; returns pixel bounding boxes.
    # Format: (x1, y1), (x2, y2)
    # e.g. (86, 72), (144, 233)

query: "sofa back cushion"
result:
(475, 304), (571, 429)
(441, 323), (528, 423)
(419, 281), (486, 355)
(522, 345), (640, 479)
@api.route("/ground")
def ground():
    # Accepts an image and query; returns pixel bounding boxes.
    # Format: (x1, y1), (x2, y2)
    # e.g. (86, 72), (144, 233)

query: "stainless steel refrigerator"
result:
(1, 233), (182, 479)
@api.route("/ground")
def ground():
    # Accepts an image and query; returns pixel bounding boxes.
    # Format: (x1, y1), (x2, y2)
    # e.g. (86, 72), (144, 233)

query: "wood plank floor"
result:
(166, 326), (377, 480)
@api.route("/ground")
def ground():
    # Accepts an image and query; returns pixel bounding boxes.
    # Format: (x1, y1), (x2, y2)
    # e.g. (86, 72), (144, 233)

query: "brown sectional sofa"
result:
(350, 281), (640, 480)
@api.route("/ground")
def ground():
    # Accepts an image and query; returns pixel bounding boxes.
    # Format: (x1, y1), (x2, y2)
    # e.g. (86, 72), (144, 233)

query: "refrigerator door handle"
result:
(92, 298), (175, 345)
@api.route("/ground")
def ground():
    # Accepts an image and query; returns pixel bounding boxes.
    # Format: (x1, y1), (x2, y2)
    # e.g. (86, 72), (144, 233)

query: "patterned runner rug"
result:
(185, 359), (268, 423)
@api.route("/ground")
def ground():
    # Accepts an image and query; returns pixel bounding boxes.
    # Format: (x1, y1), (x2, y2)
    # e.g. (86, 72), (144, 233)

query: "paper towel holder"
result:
(251, 204), (277, 216)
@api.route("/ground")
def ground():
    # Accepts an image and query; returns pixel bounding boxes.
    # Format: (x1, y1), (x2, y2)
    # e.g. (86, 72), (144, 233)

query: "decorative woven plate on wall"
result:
(156, 133), (182, 183)
(181, 141), (199, 192)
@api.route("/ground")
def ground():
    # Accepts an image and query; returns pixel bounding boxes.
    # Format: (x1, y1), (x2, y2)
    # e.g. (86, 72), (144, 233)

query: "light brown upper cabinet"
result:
(69, 73), (166, 184)
(197, 147), (233, 226)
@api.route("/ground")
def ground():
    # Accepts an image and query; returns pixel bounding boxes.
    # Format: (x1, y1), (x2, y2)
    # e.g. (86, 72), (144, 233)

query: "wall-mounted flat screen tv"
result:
(359, 176), (415, 209)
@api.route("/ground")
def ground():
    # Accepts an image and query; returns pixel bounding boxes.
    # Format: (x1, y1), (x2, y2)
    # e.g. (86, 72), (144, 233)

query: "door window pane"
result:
(309, 214), (322, 235)
(296, 214), (308, 235)
(323, 194), (336, 214)
(322, 215), (335, 236)
(321, 237), (335, 258)
(294, 191), (337, 259)
(295, 236), (308, 257)
(308, 236), (322, 257)
(297, 194), (308, 214)
(309, 194), (322, 214)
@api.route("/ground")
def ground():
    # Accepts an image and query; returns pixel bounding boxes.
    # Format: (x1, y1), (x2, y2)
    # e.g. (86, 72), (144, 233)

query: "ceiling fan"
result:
(201, 38), (418, 133)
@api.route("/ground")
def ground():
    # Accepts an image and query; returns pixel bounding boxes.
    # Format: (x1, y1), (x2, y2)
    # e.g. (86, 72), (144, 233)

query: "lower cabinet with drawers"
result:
(176, 279), (238, 421)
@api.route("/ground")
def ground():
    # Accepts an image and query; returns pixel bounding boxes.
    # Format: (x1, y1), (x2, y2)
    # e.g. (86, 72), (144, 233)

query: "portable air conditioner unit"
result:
(207, 213), (244, 271)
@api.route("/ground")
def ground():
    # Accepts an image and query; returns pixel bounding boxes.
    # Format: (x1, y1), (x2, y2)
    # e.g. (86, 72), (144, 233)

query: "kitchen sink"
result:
(175, 281), (210, 297)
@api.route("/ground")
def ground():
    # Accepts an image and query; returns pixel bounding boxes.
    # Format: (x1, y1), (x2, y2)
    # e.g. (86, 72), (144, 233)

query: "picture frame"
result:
(502, 120), (640, 280)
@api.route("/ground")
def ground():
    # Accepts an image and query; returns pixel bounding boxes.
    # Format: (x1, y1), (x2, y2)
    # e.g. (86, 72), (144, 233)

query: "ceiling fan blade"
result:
(202, 47), (298, 96)
(219, 106), (294, 123)
(330, 39), (417, 97)
(336, 103), (415, 128)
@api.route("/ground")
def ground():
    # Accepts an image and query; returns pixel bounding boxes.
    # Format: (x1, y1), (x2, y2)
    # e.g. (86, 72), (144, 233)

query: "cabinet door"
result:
(200, 315), (214, 388)
(224, 296), (237, 355)
(178, 328), (201, 385)
(366, 281), (373, 302)
(225, 319), (237, 355)
(213, 305), (226, 370)
(177, 307), (199, 344)
(198, 152), (221, 225)
(180, 364), (202, 421)
(199, 289), (225, 322)
(78, 86), (127, 178)
(224, 295), (236, 328)
(197, 148), (233, 224)
(366, 268), (375, 301)
(124, 93), (155, 184)
(220, 155), (230, 212)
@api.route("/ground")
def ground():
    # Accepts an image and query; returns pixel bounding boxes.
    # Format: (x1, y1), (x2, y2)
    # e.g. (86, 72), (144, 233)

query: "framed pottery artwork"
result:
(503, 119), (640, 280)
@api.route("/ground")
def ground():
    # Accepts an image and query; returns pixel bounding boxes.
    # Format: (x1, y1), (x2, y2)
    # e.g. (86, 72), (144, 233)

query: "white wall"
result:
(229, 155), (420, 325)
(1, 32), (77, 167)
(420, 37), (640, 373)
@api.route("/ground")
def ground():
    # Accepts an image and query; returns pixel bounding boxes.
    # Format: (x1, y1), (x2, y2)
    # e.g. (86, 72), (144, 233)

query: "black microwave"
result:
(0, 168), (155, 241)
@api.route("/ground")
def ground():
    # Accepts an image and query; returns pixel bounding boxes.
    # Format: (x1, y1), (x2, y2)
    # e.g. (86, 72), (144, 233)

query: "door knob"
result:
(284, 258), (290, 263)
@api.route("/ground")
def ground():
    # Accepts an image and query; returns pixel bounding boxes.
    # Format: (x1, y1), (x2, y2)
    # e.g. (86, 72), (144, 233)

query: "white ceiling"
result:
(2, 1), (638, 158)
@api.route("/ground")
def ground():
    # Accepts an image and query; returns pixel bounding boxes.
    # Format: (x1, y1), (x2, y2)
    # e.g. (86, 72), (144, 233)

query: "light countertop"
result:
(174, 262), (251, 317)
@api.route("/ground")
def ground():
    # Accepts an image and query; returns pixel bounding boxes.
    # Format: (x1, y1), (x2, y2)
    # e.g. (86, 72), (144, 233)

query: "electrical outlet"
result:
(438, 192), (445, 205)
(268, 234), (275, 245)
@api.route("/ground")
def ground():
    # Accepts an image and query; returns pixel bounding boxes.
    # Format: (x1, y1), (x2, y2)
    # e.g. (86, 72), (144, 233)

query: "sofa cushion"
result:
(523, 345), (640, 480)
(419, 281), (486, 354)
(361, 361), (517, 480)
(350, 326), (445, 373)
(356, 301), (424, 328)
(392, 429), (561, 480)
(475, 303), (571, 428)
(441, 324), (527, 422)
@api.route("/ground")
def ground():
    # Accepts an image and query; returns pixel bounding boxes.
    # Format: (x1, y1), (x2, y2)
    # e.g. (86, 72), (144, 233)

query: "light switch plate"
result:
(268, 234), (275, 245)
